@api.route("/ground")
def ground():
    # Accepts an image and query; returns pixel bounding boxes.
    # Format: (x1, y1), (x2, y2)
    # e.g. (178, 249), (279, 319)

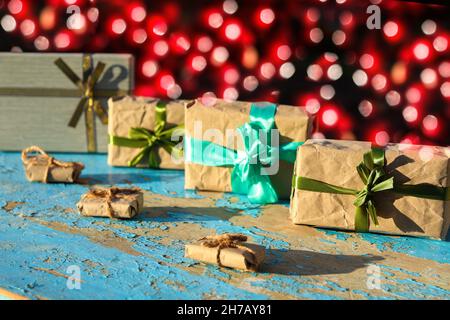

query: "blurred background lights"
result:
(383, 21), (399, 38)
(385, 90), (401, 106)
(332, 30), (346, 46)
(7, 0), (23, 14)
(352, 69), (368, 87)
(20, 19), (34, 36)
(433, 36), (448, 52)
(359, 53), (374, 69)
(419, 146), (435, 162)
(153, 40), (169, 56)
(259, 8), (275, 25)
(402, 106), (419, 123)
(131, 6), (146, 22)
(223, 0), (238, 15)
(375, 131), (390, 146)
(320, 85), (335, 100)
(307, 64), (323, 81)
(111, 18), (127, 35)
(260, 62), (276, 79)
(422, 114), (438, 131)
(420, 68), (438, 89)
(223, 87), (239, 100)
(192, 56), (207, 72)
(208, 12), (223, 28)
(167, 83), (182, 99)
(211, 46), (229, 65)
(327, 64), (343, 80)
(142, 60), (158, 78)
(224, 67), (239, 84)
(1, 14), (16, 32)
(243, 75), (258, 92)
(277, 45), (291, 61)
(225, 23), (241, 40)
(358, 100), (373, 117)
(406, 87), (422, 104)
(440, 82), (450, 98)
(279, 62), (295, 79)
(371, 74), (387, 91)
(322, 109), (338, 127)
(132, 29), (147, 44)
(305, 98), (321, 114)
(310, 28), (324, 43)
(413, 42), (430, 60)
(421, 19), (436, 35)
(306, 8), (320, 23)
(438, 62), (450, 78)
(197, 36), (213, 53)
(34, 35), (49, 51)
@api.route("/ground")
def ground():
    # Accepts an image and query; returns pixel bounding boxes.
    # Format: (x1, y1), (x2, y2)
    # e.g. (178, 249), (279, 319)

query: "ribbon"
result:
(109, 101), (184, 168)
(293, 147), (450, 232)
(83, 187), (142, 218)
(198, 233), (257, 269)
(54, 55), (115, 152)
(185, 102), (304, 204)
(21, 145), (84, 183)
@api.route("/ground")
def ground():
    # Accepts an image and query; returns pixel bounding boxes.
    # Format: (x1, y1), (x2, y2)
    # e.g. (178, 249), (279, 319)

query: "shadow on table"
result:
(78, 173), (154, 185)
(137, 205), (241, 222)
(262, 249), (384, 276)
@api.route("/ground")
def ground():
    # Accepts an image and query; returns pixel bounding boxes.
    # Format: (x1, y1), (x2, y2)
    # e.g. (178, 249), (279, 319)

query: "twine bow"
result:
(21, 146), (84, 183)
(109, 101), (184, 168)
(199, 233), (257, 270)
(83, 187), (141, 218)
(54, 55), (109, 152)
(293, 147), (449, 232)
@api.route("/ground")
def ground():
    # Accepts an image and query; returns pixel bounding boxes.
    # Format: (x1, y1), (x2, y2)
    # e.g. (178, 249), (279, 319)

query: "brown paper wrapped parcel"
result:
(77, 187), (144, 219)
(185, 234), (265, 271)
(108, 96), (186, 169)
(184, 99), (313, 203)
(290, 139), (450, 239)
(22, 146), (84, 183)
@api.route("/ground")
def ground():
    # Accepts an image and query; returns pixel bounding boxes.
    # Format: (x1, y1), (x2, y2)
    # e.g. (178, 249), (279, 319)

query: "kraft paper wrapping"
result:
(77, 189), (144, 219)
(184, 99), (313, 199)
(290, 139), (450, 239)
(23, 155), (83, 183)
(185, 242), (265, 271)
(108, 96), (186, 169)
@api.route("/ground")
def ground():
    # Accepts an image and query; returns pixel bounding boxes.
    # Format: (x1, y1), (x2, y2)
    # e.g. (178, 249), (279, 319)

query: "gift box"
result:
(77, 187), (144, 219)
(107, 96), (185, 169)
(290, 139), (450, 239)
(185, 234), (265, 271)
(184, 99), (313, 204)
(22, 146), (84, 183)
(0, 52), (134, 153)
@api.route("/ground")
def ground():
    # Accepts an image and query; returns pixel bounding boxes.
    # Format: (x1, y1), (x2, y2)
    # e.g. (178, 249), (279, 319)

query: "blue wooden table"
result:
(0, 151), (449, 300)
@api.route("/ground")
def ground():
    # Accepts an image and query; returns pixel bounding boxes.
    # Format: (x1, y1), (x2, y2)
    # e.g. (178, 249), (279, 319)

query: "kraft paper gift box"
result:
(22, 146), (84, 183)
(0, 52), (134, 153)
(290, 139), (450, 239)
(77, 187), (144, 219)
(184, 99), (313, 204)
(184, 234), (265, 271)
(107, 96), (186, 169)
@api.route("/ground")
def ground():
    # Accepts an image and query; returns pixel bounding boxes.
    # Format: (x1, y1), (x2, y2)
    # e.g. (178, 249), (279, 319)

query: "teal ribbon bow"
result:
(109, 101), (184, 168)
(186, 102), (303, 204)
(293, 147), (449, 232)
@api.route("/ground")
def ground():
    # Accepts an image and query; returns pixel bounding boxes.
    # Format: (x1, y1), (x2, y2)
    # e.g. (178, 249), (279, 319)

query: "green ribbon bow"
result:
(185, 102), (303, 204)
(54, 55), (109, 152)
(293, 147), (450, 232)
(109, 101), (184, 168)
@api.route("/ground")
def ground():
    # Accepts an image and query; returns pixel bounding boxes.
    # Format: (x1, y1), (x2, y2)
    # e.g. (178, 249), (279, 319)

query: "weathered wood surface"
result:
(0, 152), (449, 300)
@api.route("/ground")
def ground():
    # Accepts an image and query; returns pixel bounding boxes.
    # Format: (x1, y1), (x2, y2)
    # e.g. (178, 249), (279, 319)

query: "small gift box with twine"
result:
(290, 139), (450, 239)
(22, 146), (84, 183)
(0, 52), (134, 153)
(77, 187), (144, 219)
(185, 234), (265, 271)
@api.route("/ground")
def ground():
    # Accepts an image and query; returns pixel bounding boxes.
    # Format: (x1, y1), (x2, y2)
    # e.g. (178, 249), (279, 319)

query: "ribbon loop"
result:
(54, 55), (109, 152)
